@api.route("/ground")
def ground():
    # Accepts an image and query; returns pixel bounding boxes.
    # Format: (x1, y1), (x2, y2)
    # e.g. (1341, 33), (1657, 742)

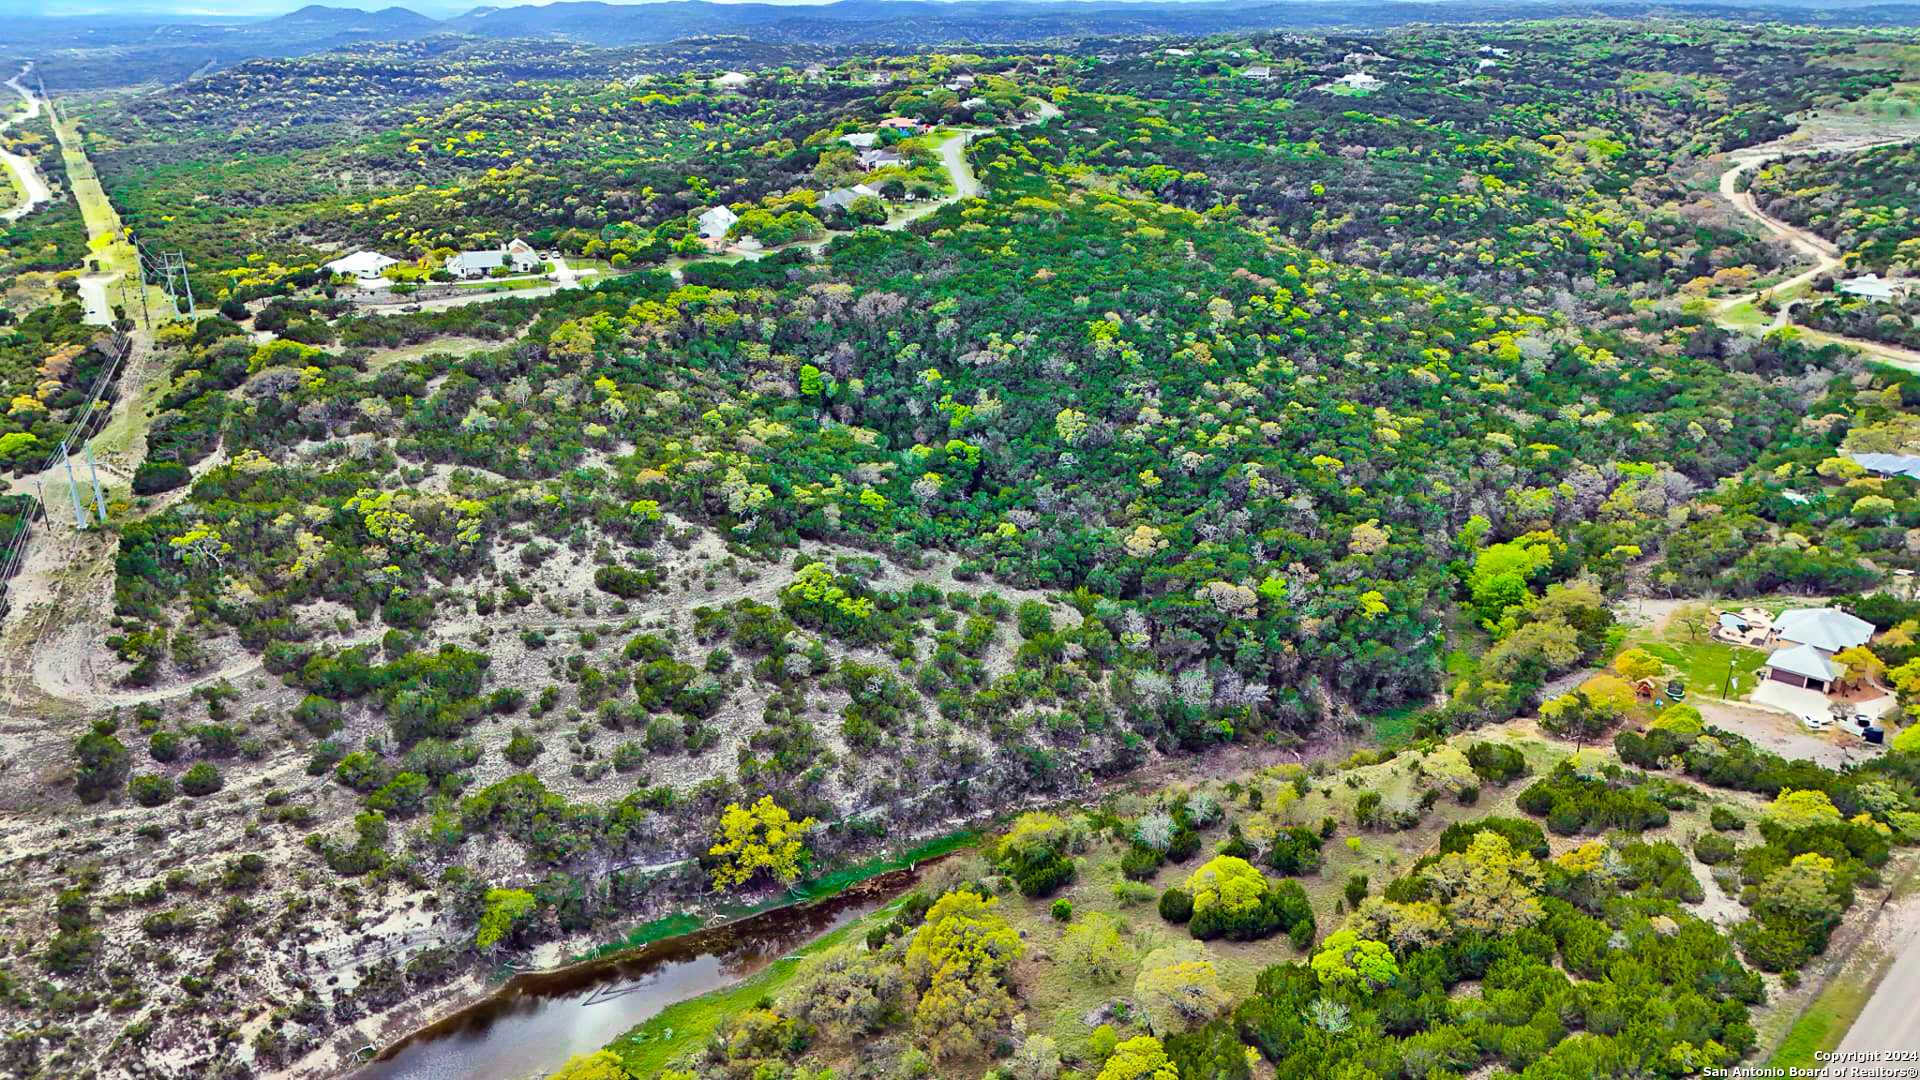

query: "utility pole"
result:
(61, 448), (86, 529)
(84, 443), (107, 525)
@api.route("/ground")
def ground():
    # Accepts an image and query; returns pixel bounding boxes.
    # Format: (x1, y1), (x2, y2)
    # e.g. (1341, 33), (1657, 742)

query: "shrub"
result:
(1159, 888), (1194, 924)
(504, 728), (542, 767)
(148, 730), (185, 763)
(73, 723), (130, 803)
(1711, 805), (1746, 832)
(994, 811), (1077, 898)
(1051, 899), (1073, 922)
(1265, 826), (1324, 876)
(180, 762), (224, 797)
(1695, 832), (1738, 865)
(1183, 857), (1314, 943)
(129, 774), (175, 807)
(1466, 741), (1527, 784)
(1344, 873), (1368, 908)
(1121, 845), (1164, 881)
(132, 460), (191, 495)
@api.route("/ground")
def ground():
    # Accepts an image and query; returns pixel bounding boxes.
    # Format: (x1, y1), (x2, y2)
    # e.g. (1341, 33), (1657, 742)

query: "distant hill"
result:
(410, 0), (1920, 46)
(266, 4), (444, 33)
(9, 0), (1920, 91)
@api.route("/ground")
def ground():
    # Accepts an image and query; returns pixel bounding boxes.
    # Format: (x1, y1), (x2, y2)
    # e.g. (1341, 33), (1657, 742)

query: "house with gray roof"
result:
(445, 238), (539, 280)
(1774, 607), (1874, 654)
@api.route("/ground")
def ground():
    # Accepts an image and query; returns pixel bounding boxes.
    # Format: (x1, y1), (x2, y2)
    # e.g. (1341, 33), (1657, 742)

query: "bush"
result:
(1695, 832), (1738, 865)
(1466, 741), (1527, 784)
(1051, 899), (1073, 922)
(148, 730), (185, 763)
(131, 460), (191, 495)
(1344, 873), (1368, 908)
(73, 723), (130, 803)
(180, 762), (224, 797)
(1159, 888), (1194, 924)
(504, 728), (542, 767)
(994, 811), (1078, 898)
(129, 774), (175, 807)
(1517, 764), (1670, 835)
(1265, 826), (1324, 876)
(1438, 816), (1549, 860)
(1711, 805), (1745, 832)
(1121, 845), (1164, 881)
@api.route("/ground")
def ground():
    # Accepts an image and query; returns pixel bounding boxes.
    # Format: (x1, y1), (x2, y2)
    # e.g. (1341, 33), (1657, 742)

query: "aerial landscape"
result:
(5, 0), (1920, 1077)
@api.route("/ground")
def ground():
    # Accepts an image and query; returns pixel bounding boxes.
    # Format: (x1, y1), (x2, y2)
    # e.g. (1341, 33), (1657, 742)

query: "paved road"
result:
(1835, 886), (1920, 1056)
(1, 64), (51, 222)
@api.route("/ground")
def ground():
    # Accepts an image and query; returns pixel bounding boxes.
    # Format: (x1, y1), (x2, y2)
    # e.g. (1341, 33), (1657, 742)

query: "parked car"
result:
(1802, 713), (1833, 732)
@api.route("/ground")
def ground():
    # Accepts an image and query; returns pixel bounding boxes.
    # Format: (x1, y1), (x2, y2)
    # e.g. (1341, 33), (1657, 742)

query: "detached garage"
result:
(1763, 643), (1840, 692)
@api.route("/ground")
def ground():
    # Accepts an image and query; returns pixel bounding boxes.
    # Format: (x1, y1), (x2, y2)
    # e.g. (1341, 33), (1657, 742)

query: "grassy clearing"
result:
(1637, 639), (1768, 699)
(1718, 300), (1770, 331)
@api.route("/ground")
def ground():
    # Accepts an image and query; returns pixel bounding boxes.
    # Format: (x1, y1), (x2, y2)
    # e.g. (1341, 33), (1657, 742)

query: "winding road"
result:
(1713, 131), (1920, 370)
(0, 64), (51, 223)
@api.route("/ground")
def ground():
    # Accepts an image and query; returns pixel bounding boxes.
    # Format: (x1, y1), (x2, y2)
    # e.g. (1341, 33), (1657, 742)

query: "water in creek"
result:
(353, 875), (907, 1080)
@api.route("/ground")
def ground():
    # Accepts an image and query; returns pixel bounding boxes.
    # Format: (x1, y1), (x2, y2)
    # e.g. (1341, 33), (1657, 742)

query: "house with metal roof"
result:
(445, 238), (539, 280)
(697, 206), (739, 241)
(1839, 273), (1900, 302)
(1762, 643), (1842, 692)
(818, 184), (880, 212)
(1773, 607), (1874, 654)
(323, 251), (399, 281)
(1848, 452), (1920, 480)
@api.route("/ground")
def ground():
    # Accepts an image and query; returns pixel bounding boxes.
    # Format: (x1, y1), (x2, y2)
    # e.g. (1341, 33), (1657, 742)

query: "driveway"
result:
(1694, 697), (1876, 770)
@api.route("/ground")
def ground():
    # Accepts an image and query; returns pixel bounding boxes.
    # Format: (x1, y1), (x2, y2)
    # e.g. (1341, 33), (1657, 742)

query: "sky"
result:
(17, 0), (1010, 16)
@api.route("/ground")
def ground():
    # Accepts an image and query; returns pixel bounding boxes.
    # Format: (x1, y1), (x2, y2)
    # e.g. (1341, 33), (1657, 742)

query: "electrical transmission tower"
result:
(133, 235), (195, 318)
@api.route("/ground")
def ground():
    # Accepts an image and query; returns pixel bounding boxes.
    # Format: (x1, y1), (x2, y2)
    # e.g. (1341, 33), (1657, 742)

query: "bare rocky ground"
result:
(0, 485), (1093, 1078)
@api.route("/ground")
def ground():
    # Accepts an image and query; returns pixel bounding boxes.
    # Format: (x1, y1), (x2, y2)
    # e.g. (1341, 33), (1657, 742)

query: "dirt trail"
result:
(1713, 123), (1920, 369)
(1, 64), (52, 223)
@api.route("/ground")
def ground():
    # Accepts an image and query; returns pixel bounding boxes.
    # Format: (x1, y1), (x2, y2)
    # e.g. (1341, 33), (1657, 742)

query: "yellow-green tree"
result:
(548, 1050), (631, 1080)
(1133, 943), (1229, 1034)
(1612, 648), (1664, 681)
(1834, 646), (1885, 691)
(1765, 789), (1844, 831)
(708, 796), (816, 890)
(475, 888), (536, 949)
(1310, 928), (1400, 990)
(1183, 856), (1267, 925)
(905, 890), (1024, 1058)
(1097, 1035), (1179, 1080)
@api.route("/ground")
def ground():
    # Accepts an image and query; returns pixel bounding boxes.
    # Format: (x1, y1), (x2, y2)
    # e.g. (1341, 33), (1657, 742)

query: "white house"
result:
(1243, 65), (1274, 81)
(858, 149), (905, 171)
(1839, 273), (1900, 302)
(445, 238), (540, 281)
(712, 71), (752, 89)
(840, 132), (879, 149)
(697, 206), (739, 241)
(324, 250), (399, 281)
(1332, 72), (1383, 92)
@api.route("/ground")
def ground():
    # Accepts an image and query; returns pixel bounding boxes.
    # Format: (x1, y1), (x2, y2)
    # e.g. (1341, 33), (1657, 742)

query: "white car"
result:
(1801, 713), (1833, 732)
